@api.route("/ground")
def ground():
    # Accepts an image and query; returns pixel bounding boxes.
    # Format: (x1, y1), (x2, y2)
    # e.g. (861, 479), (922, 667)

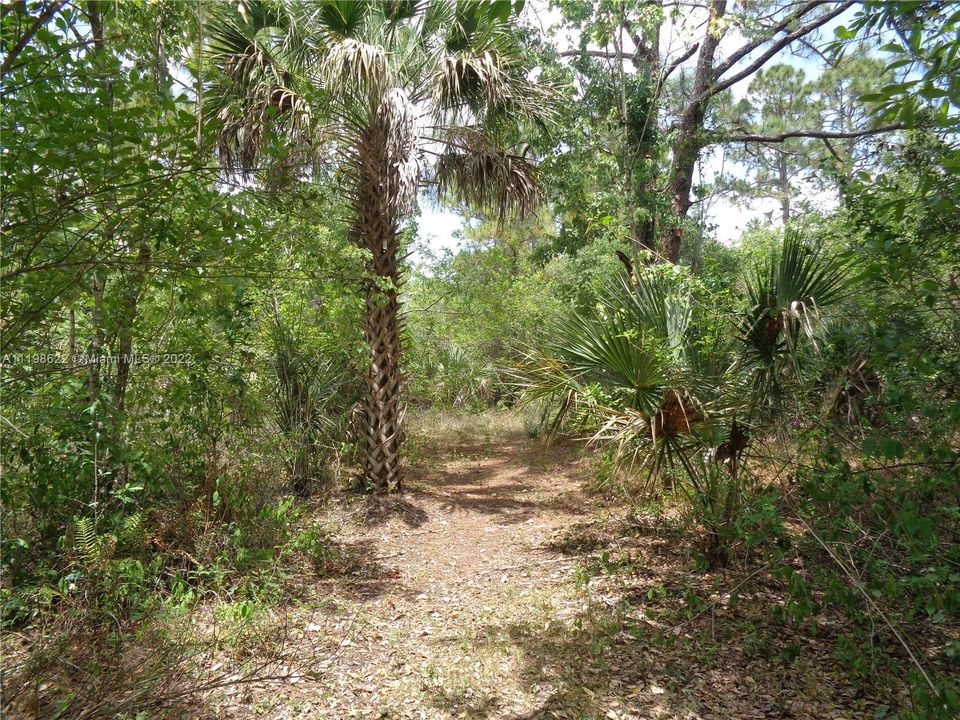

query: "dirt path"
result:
(216, 420), (605, 719)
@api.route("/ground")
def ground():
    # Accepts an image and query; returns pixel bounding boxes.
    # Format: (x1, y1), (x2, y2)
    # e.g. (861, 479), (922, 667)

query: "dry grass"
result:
(408, 406), (537, 443)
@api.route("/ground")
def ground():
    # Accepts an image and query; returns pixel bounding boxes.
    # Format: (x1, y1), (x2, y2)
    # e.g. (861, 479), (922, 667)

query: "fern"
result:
(73, 517), (117, 570)
(117, 513), (145, 550)
(74, 517), (98, 568)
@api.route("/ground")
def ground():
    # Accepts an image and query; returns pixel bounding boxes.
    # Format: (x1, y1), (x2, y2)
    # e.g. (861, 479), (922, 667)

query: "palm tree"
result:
(206, 0), (553, 492)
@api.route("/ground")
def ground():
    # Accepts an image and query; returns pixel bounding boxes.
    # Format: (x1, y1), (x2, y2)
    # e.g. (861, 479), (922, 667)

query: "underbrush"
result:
(566, 444), (960, 720)
(0, 585), (337, 719)
(406, 406), (544, 454)
(1, 449), (361, 718)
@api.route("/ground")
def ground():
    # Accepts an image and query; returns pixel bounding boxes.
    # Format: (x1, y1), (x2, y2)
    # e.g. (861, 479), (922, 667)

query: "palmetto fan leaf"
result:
(611, 271), (692, 363)
(557, 311), (667, 413)
(316, 0), (371, 37)
(518, 266), (738, 486)
(740, 232), (853, 405)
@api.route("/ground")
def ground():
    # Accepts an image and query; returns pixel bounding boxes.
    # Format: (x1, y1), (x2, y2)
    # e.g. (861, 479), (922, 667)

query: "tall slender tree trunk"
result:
(619, 8), (661, 256)
(86, 0), (107, 403)
(613, 18), (643, 255)
(354, 128), (404, 493)
(87, 273), (105, 401)
(66, 308), (76, 363)
(778, 153), (790, 224)
(113, 239), (151, 412)
(662, 0), (727, 264)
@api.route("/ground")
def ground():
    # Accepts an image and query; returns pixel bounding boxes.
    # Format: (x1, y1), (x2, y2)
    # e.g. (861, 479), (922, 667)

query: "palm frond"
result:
(414, 0), (557, 129)
(557, 311), (667, 413)
(206, 2), (315, 174)
(315, 0), (370, 38)
(434, 128), (539, 220)
(382, 0), (424, 25)
(433, 51), (507, 110)
(511, 352), (590, 435)
(377, 87), (421, 214)
(322, 37), (392, 96)
(591, 390), (708, 485)
(611, 270), (692, 362)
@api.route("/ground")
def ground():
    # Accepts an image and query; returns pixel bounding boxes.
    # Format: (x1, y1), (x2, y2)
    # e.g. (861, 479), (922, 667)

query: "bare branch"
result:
(560, 49), (637, 61)
(561, 38), (696, 79)
(796, 36), (838, 67)
(662, 43), (700, 80)
(724, 123), (905, 144)
(702, 1), (856, 102)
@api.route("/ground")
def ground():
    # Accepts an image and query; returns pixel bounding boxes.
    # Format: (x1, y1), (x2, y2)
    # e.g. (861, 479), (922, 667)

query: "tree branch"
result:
(821, 137), (844, 162)
(797, 36), (838, 68)
(702, 1), (856, 102)
(724, 122), (904, 144)
(622, 17), (655, 67)
(560, 48), (637, 62)
(562, 42), (696, 78)
(1, 0), (70, 76)
(711, 0), (823, 79)
(662, 43), (700, 80)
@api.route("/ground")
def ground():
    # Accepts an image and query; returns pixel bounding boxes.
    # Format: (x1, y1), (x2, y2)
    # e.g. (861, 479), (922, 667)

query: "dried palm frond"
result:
(651, 387), (703, 440)
(433, 51), (508, 110)
(591, 398), (706, 487)
(435, 128), (539, 220)
(322, 38), (391, 95)
(206, 3), (315, 175)
(213, 80), (313, 174)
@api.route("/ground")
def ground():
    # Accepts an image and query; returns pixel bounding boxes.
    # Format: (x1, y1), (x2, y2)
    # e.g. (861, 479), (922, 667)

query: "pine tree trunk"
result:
(354, 127), (404, 493)
(778, 154), (791, 224)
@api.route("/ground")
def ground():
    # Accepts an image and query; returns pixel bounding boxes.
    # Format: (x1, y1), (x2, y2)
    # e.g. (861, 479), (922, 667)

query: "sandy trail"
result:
(220, 429), (598, 719)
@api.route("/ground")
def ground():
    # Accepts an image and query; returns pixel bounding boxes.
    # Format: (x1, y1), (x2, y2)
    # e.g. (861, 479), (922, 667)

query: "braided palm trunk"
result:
(354, 126), (405, 492)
